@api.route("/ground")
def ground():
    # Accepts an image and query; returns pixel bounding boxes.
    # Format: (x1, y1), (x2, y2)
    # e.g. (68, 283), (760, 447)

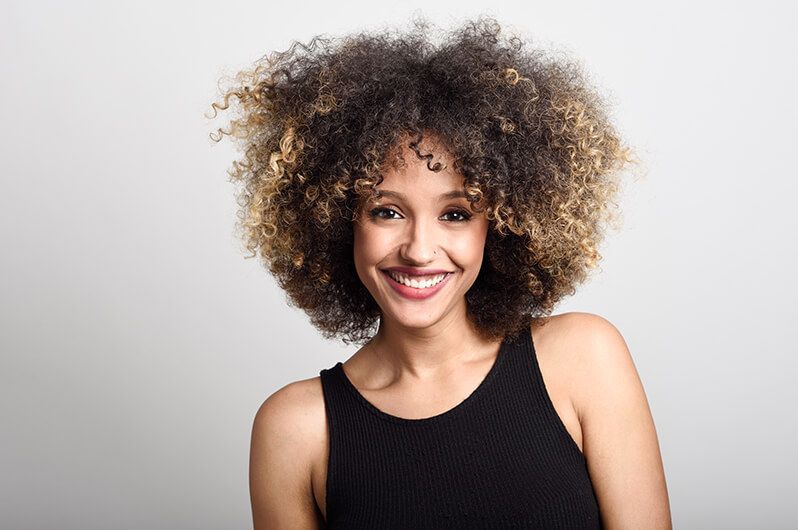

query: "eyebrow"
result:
(374, 189), (468, 201)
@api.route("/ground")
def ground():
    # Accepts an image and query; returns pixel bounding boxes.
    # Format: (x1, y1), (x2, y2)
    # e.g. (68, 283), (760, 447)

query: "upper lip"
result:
(382, 266), (453, 276)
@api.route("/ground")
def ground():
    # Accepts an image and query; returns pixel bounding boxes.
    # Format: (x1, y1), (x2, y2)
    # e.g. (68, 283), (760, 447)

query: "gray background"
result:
(2, 0), (795, 528)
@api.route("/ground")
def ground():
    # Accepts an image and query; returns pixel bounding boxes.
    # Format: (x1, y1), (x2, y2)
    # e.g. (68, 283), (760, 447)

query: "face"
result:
(353, 140), (489, 332)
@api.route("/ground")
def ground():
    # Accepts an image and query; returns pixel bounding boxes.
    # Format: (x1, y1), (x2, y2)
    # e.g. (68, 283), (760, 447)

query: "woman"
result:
(210, 15), (671, 529)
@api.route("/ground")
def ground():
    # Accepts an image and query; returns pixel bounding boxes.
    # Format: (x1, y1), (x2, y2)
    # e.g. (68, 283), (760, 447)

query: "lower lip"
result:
(381, 270), (453, 300)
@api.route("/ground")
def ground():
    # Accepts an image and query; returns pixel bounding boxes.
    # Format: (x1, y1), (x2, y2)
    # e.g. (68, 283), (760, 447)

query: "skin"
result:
(248, 142), (672, 529)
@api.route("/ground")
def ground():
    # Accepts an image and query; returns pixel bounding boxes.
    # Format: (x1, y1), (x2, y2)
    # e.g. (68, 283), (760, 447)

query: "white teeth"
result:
(387, 271), (447, 289)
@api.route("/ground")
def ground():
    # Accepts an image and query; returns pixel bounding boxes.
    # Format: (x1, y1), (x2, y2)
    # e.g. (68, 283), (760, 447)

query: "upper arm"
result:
(249, 381), (323, 530)
(566, 313), (672, 530)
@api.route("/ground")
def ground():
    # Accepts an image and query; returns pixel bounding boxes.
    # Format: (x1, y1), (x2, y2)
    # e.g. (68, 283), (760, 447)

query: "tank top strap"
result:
(319, 360), (383, 426)
(318, 361), (369, 444)
(501, 322), (589, 461)
(318, 361), (351, 416)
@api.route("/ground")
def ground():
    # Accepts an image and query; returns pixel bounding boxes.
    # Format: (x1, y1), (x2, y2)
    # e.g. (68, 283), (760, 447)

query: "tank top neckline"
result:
(331, 329), (521, 425)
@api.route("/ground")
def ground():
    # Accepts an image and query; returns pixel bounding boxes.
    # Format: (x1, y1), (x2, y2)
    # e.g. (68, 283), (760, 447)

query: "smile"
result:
(387, 271), (447, 288)
(380, 270), (453, 300)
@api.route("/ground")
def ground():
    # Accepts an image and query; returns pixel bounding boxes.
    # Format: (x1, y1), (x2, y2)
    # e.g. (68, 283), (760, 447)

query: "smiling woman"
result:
(208, 14), (671, 530)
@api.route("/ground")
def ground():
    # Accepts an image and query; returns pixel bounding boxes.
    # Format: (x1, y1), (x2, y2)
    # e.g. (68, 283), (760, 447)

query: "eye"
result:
(368, 207), (401, 220)
(441, 209), (472, 222)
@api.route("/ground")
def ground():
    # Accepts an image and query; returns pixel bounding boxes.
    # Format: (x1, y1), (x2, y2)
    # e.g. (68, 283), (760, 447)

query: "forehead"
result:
(378, 136), (465, 193)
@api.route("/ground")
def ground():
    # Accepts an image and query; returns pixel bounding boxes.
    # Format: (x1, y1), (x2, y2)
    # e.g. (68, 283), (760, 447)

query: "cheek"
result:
(352, 224), (385, 278)
(453, 224), (488, 267)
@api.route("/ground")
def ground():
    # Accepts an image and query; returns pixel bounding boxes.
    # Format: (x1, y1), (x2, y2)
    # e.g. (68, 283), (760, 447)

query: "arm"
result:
(249, 382), (324, 529)
(568, 313), (672, 529)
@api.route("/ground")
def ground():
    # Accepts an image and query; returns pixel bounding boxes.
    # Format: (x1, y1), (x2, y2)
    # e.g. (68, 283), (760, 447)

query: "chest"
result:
(309, 369), (585, 523)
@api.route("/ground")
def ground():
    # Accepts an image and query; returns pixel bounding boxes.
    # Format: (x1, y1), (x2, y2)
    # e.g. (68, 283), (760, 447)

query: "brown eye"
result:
(368, 207), (401, 220)
(441, 209), (472, 222)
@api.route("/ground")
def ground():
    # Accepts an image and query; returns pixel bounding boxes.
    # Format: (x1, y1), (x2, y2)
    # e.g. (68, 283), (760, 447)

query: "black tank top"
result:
(318, 325), (603, 528)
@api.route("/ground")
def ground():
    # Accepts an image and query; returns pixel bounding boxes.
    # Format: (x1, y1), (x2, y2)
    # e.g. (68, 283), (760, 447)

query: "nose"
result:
(399, 217), (440, 264)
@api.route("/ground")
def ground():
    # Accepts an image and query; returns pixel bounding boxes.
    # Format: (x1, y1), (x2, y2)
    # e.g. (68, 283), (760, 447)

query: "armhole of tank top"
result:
(527, 330), (588, 462)
(318, 368), (337, 522)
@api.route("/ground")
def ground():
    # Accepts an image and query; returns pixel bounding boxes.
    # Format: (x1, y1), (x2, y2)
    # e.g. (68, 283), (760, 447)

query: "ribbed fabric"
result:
(318, 325), (602, 529)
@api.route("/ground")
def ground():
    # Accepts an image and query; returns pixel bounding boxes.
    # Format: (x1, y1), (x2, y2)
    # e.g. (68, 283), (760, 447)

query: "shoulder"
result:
(249, 375), (327, 528)
(252, 375), (327, 440)
(531, 311), (634, 407)
(533, 312), (672, 527)
(251, 375), (327, 468)
(531, 311), (626, 354)
(531, 311), (633, 403)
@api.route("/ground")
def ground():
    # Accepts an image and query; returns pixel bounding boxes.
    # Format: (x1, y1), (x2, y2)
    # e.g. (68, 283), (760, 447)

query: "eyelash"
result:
(367, 207), (472, 223)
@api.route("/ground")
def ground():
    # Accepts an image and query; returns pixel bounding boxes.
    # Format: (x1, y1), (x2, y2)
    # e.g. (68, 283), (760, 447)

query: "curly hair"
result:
(207, 15), (636, 345)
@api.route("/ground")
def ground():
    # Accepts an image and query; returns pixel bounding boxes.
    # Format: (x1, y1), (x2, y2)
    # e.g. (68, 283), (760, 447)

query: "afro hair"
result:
(207, 15), (636, 344)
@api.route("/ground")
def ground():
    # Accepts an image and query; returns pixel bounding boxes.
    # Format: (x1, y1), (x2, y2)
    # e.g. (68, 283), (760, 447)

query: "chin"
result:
(377, 294), (458, 327)
(381, 310), (444, 330)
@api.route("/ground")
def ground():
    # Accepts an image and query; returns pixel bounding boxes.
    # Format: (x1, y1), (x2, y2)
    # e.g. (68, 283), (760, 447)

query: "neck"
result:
(366, 307), (499, 381)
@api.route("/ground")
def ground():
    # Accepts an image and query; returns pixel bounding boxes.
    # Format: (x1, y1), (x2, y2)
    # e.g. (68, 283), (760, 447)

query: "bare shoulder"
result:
(249, 375), (327, 529)
(252, 376), (327, 447)
(531, 311), (652, 440)
(533, 311), (672, 528)
(531, 311), (634, 408)
(531, 311), (623, 351)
